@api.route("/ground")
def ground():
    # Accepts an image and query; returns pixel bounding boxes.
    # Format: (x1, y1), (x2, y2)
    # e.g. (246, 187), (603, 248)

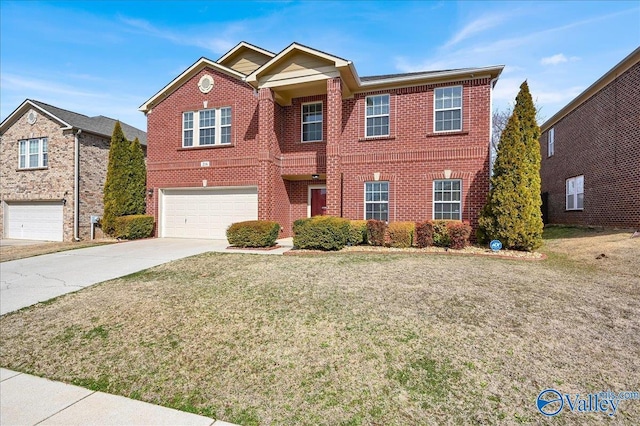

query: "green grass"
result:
(1, 236), (638, 425)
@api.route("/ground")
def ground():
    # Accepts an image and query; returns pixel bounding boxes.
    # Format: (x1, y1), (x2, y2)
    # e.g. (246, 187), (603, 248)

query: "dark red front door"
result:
(310, 188), (327, 216)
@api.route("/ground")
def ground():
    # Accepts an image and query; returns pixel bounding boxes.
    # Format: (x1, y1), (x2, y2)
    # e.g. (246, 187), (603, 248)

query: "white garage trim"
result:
(160, 186), (258, 239)
(5, 201), (64, 241)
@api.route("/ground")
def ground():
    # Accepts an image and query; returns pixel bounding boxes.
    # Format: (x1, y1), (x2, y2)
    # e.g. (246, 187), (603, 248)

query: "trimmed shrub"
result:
(447, 221), (472, 249)
(415, 220), (434, 248)
(348, 220), (368, 246)
(366, 219), (387, 246)
(226, 220), (280, 248)
(114, 215), (154, 240)
(386, 221), (415, 248)
(432, 220), (451, 247)
(293, 216), (350, 251)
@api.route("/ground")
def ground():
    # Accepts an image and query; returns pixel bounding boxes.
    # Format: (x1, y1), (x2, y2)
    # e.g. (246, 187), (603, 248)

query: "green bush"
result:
(293, 216), (351, 251)
(226, 220), (280, 248)
(447, 221), (472, 249)
(386, 221), (415, 248)
(114, 215), (154, 240)
(415, 220), (434, 248)
(348, 220), (368, 246)
(432, 220), (451, 247)
(366, 220), (387, 246)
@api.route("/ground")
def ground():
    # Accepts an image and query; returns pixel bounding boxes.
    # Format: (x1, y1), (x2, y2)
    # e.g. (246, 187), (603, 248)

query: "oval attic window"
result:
(198, 75), (214, 93)
(27, 111), (37, 125)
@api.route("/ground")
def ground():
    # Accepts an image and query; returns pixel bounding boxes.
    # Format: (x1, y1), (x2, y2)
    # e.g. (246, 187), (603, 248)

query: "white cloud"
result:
(0, 73), (147, 130)
(541, 54), (568, 65)
(119, 17), (237, 55)
(444, 14), (508, 48)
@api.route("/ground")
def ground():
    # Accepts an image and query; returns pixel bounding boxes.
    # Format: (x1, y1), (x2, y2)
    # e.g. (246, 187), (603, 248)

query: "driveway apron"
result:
(0, 238), (223, 315)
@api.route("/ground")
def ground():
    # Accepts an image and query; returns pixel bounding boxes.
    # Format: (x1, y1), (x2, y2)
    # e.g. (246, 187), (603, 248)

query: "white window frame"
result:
(365, 94), (390, 137)
(566, 175), (584, 211)
(433, 179), (462, 220)
(182, 107), (232, 147)
(182, 112), (194, 147)
(18, 137), (48, 169)
(434, 86), (463, 132)
(548, 127), (555, 157)
(364, 181), (389, 221)
(301, 101), (323, 142)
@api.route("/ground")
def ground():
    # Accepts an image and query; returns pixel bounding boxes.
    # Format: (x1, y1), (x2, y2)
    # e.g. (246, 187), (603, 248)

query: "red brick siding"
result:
(540, 62), (640, 229)
(146, 68), (493, 237)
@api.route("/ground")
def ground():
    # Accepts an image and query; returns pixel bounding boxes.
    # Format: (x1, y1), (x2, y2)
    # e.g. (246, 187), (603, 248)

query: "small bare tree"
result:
(491, 102), (545, 175)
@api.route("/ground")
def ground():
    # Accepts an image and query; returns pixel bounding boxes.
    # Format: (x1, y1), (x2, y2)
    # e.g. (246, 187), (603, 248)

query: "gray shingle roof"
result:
(30, 100), (147, 145)
(360, 68), (480, 82)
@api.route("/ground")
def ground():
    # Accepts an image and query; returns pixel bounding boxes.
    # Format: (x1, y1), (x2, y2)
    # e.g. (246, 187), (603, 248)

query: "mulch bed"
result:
(285, 245), (546, 260)
(226, 245), (282, 251)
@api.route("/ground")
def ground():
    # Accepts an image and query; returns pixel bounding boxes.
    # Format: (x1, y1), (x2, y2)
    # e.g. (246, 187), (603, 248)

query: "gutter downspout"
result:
(74, 129), (81, 241)
(488, 77), (499, 183)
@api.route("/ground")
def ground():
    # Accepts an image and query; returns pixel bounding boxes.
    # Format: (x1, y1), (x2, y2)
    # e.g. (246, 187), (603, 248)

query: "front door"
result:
(310, 187), (327, 217)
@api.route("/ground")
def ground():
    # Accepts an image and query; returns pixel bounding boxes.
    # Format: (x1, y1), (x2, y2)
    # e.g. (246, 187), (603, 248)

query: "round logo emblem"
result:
(489, 240), (502, 251)
(537, 389), (564, 416)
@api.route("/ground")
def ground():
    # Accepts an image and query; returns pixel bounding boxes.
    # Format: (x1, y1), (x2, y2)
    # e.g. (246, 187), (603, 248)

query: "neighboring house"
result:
(140, 41), (503, 239)
(540, 47), (639, 229)
(0, 100), (147, 241)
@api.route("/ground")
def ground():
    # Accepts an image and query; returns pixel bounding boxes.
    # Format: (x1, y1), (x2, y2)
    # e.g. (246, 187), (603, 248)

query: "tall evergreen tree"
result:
(477, 81), (543, 251)
(125, 137), (146, 216)
(102, 123), (147, 236)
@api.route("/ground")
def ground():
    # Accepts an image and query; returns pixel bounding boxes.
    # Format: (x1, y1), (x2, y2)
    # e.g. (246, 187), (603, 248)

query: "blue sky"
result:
(1, 1), (638, 131)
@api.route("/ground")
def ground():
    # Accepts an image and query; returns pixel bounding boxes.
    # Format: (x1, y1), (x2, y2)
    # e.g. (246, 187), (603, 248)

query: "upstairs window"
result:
(365, 181), (389, 221)
(365, 94), (390, 137)
(548, 127), (555, 157)
(433, 179), (462, 220)
(19, 138), (48, 169)
(566, 175), (584, 210)
(182, 107), (232, 147)
(302, 102), (323, 142)
(434, 86), (462, 132)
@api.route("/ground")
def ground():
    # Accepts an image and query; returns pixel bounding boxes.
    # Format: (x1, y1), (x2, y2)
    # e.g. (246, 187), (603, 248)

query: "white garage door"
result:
(161, 187), (258, 239)
(5, 202), (64, 241)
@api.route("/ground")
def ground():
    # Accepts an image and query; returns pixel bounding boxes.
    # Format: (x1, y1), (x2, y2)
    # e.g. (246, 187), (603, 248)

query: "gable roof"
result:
(139, 41), (504, 111)
(217, 41), (276, 64)
(541, 46), (640, 132)
(1, 99), (147, 144)
(139, 56), (246, 113)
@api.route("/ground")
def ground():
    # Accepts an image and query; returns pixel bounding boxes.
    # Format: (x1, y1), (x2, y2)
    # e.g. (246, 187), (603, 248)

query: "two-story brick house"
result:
(140, 42), (503, 239)
(540, 47), (639, 229)
(0, 99), (146, 241)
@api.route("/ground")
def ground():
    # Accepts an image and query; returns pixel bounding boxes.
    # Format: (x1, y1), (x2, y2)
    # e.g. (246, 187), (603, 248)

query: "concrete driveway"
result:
(0, 238), (226, 315)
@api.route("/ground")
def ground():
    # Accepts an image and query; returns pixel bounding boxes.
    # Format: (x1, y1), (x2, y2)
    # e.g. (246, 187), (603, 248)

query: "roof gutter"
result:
(488, 76), (500, 180)
(73, 129), (81, 241)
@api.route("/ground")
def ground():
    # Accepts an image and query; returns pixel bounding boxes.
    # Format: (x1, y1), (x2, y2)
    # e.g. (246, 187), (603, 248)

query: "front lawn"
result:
(0, 229), (638, 424)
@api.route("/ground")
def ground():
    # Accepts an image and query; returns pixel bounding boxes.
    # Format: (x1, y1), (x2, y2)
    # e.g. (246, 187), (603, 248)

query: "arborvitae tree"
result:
(102, 123), (146, 236)
(124, 137), (146, 216)
(477, 81), (544, 251)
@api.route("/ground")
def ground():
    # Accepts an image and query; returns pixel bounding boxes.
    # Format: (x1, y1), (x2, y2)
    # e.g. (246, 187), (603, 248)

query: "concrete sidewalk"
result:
(1, 237), (294, 426)
(0, 369), (235, 426)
